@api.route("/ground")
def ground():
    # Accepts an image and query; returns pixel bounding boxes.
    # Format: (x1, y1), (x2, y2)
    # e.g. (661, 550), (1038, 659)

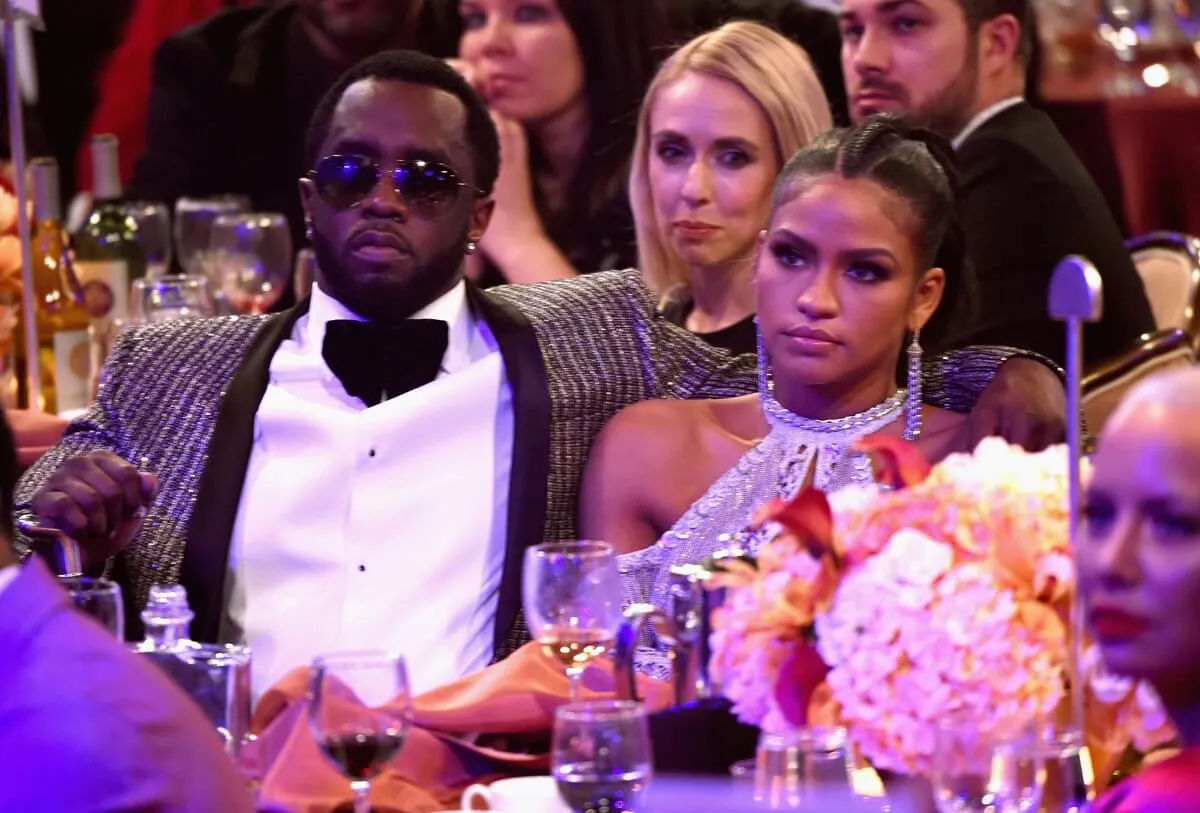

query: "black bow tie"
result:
(321, 319), (449, 407)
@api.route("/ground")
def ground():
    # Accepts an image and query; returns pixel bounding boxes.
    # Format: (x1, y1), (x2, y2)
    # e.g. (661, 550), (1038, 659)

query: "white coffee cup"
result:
(461, 776), (568, 812)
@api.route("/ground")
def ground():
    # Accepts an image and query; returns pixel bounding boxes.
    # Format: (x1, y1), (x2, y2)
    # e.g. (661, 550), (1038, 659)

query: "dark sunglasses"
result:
(308, 154), (483, 217)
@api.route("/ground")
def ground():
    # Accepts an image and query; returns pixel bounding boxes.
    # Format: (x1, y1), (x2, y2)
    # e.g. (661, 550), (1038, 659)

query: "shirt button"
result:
(358, 564), (366, 573)
(368, 448), (376, 458)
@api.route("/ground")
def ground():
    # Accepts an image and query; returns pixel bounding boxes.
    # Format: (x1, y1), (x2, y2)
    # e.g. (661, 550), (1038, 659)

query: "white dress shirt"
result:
(227, 281), (513, 701)
(952, 97), (1025, 150)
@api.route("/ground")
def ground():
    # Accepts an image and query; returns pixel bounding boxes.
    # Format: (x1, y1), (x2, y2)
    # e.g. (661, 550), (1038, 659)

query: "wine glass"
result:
(132, 275), (214, 323)
(932, 715), (1046, 813)
(751, 728), (852, 808)
(309, 651), (414, 813)
(523, 541), (623, 699)
(294, 247), (318, 302)
(58, 576), (124, 638)
(1039, 726), (1095, 812)
(124, 201), (172, 278)
(552, 700), (653, 813)
(1098, 0), (1155, 94)
(209, 212), (293, 314)
(173, 195), (249, 279)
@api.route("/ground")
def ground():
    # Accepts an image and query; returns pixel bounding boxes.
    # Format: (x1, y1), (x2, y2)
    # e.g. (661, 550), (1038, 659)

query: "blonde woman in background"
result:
(630, 20), (833, 355)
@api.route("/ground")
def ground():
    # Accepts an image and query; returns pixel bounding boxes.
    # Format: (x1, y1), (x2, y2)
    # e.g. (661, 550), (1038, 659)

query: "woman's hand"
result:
(478, 109), (547, 257)
(967, 357), (1067, 451)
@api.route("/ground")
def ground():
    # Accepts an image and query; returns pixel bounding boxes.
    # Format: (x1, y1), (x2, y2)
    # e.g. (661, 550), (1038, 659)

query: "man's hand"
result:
(967, 357), (1068, 451)
(30, 451), (159, 567)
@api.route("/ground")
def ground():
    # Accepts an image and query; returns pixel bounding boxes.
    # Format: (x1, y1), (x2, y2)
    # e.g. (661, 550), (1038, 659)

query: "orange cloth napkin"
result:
(242, 643), (675, 813)
(7, 409), (68, 471)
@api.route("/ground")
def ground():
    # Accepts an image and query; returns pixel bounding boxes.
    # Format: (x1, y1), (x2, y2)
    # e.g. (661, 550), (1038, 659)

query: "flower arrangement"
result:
(708, 436), (1175, 778)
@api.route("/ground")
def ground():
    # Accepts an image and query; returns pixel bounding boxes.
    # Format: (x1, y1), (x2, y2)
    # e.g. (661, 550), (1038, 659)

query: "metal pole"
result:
(1064, 317), (1085, 733)
(3, 0), (39, 412)
(1048, 255), (1102, 754)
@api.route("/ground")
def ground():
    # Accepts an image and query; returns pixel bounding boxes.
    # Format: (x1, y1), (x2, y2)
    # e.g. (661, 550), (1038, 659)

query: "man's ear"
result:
(468, 196), (495, 245)
(299, 177), (316, 229)
(979, 13), (1022, 77)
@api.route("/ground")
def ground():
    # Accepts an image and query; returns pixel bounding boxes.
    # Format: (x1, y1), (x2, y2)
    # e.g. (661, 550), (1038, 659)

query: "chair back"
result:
(1127, 232), (1200, 342)
(1083, 328), (1195, 434)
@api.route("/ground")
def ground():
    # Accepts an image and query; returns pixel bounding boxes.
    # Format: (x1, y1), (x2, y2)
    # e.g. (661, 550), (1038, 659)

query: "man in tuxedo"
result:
(17, 51), (1063, 700)
(0, 414), (254, 812)
(838, 0), (1155, 366)
(125, 0), (460, 269)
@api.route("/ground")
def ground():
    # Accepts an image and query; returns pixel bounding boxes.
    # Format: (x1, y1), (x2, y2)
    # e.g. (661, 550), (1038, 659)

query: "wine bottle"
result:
(72, 134), (145, 323)
(21, 157), (91, 414)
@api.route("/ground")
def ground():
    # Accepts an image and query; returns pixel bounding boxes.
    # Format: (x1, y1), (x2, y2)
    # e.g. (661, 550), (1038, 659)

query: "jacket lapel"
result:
(468, 286), (551, 658)
(181, 301), (309, 643)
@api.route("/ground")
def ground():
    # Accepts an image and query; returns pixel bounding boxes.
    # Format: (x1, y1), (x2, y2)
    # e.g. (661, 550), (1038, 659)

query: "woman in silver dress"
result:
(578, 115), (976, 671)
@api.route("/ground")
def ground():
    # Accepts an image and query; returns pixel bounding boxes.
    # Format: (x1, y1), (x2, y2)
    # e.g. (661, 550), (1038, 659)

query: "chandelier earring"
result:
(755, 317), (771, 395)
(904, 328), (923, 441)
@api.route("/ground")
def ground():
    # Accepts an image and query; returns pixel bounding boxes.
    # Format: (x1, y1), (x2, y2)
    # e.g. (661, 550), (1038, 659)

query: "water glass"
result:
(133, 275), (214, 323)
(174, 195), (249, 278)
(748, 727), (851, 808)
(309, 651), (414, 813)
(58, 576), (124, 638)
(1039, 727), (1095, 812)
(932, 718), (1045, 813)
(523, 541), (623, 699)
(209, 212), (293, 315)
(124, 201), (172, 278)
(552, 700), (653, 813)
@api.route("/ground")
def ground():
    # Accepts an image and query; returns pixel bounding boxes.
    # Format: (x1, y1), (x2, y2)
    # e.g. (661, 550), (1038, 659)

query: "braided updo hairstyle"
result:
(769, 114), (977, 351)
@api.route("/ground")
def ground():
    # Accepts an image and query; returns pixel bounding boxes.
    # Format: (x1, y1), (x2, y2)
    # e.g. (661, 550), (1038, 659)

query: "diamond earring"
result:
(466, 240), (478, 254)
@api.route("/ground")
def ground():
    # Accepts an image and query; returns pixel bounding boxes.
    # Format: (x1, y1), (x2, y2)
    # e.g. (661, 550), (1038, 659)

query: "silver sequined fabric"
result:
(618, 393), (906, 677)
(13, 269), (1026, 661)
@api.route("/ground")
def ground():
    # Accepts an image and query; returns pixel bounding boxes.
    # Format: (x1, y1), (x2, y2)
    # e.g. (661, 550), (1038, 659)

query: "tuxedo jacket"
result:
(953, 102), (1155, 367)
(0, 559), (253, 812)
(14, 270), (1032, 661)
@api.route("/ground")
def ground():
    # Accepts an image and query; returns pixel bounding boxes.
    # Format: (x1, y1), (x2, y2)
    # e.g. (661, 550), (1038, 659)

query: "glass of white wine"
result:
(523, 541), (622, 699)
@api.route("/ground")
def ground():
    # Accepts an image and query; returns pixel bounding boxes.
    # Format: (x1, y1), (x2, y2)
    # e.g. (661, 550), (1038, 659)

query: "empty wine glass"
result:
(209, 212), (293, 314)
(523, 541), (623, 700)
(174, 195), (249, 279)
(58, 576), (124, 638)
(133, 275), (214, 323)
(933, 715), (1046, 813)
(309, 651), (414, 813)
(124, 201), (172, 278)
(553, 700), (653, 813)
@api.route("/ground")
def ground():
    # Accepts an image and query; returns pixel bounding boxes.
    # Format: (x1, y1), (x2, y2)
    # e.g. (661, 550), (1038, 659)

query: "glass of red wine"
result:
(309, 651), (413, 813)
(552, 700), (653, 813)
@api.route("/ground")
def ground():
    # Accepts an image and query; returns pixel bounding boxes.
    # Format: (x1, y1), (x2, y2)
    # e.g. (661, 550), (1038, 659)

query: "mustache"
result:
(855, 76), (907, 98)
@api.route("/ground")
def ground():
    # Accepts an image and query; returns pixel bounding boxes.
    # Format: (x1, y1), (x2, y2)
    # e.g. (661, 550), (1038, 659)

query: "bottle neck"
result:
(91, 137), (122, 201)
(31, 159), (61, 223)
(143, 617), (191, 649)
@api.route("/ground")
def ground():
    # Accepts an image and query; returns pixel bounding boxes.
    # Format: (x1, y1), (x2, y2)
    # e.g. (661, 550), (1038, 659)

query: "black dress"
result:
(661, 293), (757, 357)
